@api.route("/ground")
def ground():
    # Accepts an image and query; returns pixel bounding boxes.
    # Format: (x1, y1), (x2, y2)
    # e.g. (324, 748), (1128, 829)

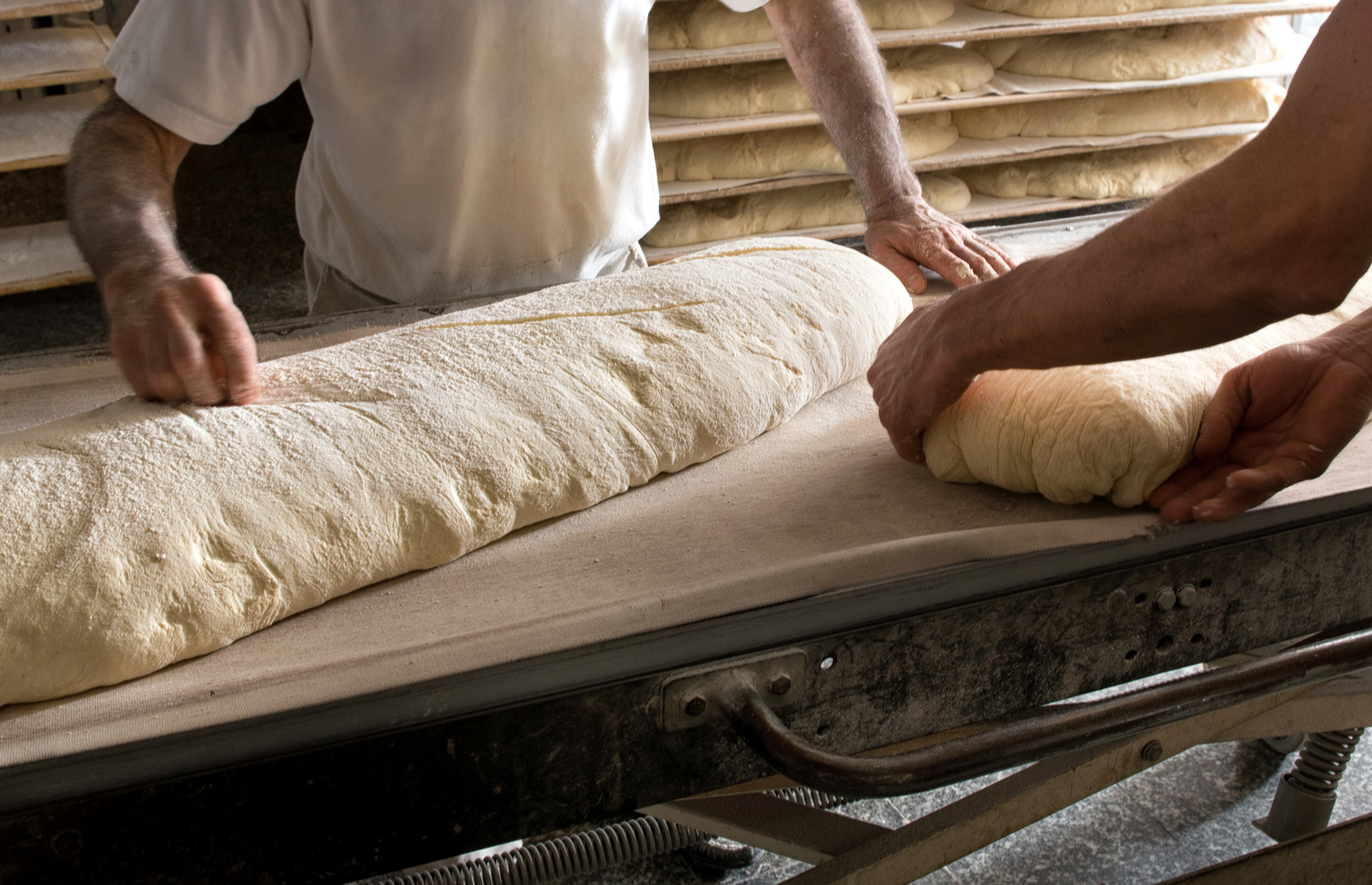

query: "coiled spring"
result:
(1290, 728), (1365, 796)
(363, 786), (854, 885)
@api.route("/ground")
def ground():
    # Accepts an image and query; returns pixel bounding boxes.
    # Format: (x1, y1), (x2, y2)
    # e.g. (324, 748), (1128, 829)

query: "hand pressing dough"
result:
(924, 277), (1372, 506)
(650, 46), (993, 119)
(656, 112), (958, 183)
(0, 239), (911, 707)
(965, 0), (1283, 18)
(649, 0), (957, 51)
(955, 135), (1245, 200)
(952, 79), (1282, 140)
(965, 18), (1288, 81)
(644, 173), (971, 248)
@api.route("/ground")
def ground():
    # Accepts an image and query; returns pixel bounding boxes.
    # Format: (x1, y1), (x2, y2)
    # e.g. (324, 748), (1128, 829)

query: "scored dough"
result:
(965, 18), (1289, 81)
(964, 0), (1283, 19)
(650, 46), (993, 118)
(955, 135), (1246, 200)
(644, 173), (971, 248)
(0, 239), (911, 707)
(952, 79), (1282, 140)
(657, 112), (958, 182)
(924, 276), (1372, 507)
(648, 0), (957, 51)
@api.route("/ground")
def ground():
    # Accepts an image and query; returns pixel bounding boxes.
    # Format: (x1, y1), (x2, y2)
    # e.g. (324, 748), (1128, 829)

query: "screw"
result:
(1156, 588), (1177, 611)
(1177, 584), (1197, 608)
(684, 696), (707, 717)
(1141, 740), (1164, 762)
(1108, 588), (1128, 611)
(770, 675), (793, 696)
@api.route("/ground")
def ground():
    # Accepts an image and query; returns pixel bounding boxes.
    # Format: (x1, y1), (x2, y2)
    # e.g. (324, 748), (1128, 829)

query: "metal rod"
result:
(721, 625), (1372, 798)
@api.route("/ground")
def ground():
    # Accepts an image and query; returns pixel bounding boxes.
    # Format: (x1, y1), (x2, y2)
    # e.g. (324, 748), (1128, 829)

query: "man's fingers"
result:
(949, 242), (996, 285)
(200, 291), (260, 404)
(887, 427), (925, 464)
(867, 238), (929, 294)
(962, 235), (1014, 277)
(163, 296), (225, 406)
(1194, 371), (1249, 460)
(1153, 463), (1241, 525)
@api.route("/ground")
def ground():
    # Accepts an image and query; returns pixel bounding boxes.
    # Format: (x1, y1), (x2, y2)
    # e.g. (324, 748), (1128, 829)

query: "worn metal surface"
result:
(4, 509), (1372, 883)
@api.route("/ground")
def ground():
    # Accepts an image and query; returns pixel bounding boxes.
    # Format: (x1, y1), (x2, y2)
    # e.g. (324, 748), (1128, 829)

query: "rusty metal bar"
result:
(720, 625), (1372, 798)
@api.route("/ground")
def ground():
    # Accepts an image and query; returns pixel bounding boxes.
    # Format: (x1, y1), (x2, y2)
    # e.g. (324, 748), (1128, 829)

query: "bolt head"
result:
(684, 696), (707, 717)
(1156, 589), (1177, 611)
(1177, 584), (1197, 608)
(770, 675), (793, 696)
(1141, 740), (1164, 762)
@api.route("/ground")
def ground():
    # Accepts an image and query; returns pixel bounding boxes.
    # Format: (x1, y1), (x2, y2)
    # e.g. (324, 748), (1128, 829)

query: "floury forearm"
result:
(67, 95), (193, 291)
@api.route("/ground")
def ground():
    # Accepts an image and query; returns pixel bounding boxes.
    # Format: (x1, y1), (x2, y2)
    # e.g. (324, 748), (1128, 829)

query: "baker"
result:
(67, 0), (1011, 410)
(868, 0), (1372, 525)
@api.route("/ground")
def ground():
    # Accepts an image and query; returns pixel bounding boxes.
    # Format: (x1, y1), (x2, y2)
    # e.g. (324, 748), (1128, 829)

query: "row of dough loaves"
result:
(649, 0), (1284, 49)
(646, 135), (1247, 248)
(654, 79), (1279, 184)
(650, 17), (1289, 120)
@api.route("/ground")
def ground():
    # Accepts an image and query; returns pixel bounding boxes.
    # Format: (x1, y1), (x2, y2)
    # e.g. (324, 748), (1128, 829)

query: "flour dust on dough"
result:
(656, 112), (958, 183)
(648, 0), (956, 51)
(644, 173), (971, 248)
(0, 239), (911, 707)
(650, 46), (993, 119)
(965, 18), (1289, 82)
(964, 0), (1283, 18)
(955, 135), (1245, 200)
(924, 276), (1372, 507)
(952, 79), (1281, 140)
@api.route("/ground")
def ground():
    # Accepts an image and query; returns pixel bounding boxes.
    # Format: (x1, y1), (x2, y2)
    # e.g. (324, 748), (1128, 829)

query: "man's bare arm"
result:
(763, 0), (1012, 293)
(68, 95), (259, 405)
(869, 0), (1372, 462)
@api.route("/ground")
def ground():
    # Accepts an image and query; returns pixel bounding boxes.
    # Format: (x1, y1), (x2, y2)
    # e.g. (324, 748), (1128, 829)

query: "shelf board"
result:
(0, 220), (93, 296)
(0, 87), (107, 172)
(0, 24), (113, 92)
(649, 0), (1333, 72)
(0, 0), (102, 22)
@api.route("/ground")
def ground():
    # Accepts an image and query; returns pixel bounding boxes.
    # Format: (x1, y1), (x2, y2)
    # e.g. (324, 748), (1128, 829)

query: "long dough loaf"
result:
(952, 80), (1282, 140)
(925, 277), (1372, 507)
(964, 0), (1283, 19)
(649, 0), (956, 50)
(965, 18), (1288, 82)
(656, 112), (958, 183)
(955, 136), (1246, 200)
(645, 173), (971, 248)
(0, 239), (911, 707)
(650, 46), (993, 119)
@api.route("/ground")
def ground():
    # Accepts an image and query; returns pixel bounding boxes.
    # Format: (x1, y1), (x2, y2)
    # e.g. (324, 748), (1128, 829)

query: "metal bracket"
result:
(661, 649), (809, 732)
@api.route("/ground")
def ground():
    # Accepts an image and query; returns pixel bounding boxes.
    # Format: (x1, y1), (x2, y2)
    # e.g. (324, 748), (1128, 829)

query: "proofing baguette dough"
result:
(644, 173), (971, 248)
(656, 112), (958, 182)
(650, 46), (993, 119)
(648, 0), (957, 50)
(955, 136), (1245, 199)
(965, 18), (1288, 81)
(0, 239), (911, 707)
(965, 0), (1282, 18)
(952, 79), (1281, 140)
(924, 278), (1372, 506)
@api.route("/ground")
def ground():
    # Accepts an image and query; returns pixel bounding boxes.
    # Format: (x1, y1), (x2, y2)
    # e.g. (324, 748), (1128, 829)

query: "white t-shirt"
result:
(105, 0), (763, 303)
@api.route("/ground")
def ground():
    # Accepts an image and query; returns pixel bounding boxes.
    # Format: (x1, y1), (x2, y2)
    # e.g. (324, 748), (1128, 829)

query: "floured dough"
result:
(955, 136), (1245, 199)
(649, 0), (957, 51)
(644, 173), (971, 248)
(650, 46), (993, 119)
(965, 0), (1283, 19)
(952, 79), (1281, 140)
(0, 239), (911, 707)
(924, 276), (1372, 506)
(965, 18), (1288, 81)
(656, 112), (958, 182)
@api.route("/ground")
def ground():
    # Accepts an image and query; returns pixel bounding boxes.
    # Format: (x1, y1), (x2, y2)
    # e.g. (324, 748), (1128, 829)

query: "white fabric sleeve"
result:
(104, 0), (311, 145)
(716, 0), (770, 10)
